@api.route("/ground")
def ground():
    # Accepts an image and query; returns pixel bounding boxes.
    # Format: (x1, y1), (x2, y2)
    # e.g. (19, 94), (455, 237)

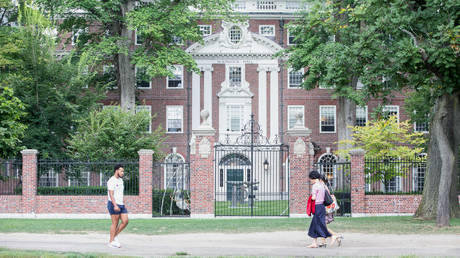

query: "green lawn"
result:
(215, 200), (289, 216)
(0, 248), (136, 258)
(0, 216), (459, 235)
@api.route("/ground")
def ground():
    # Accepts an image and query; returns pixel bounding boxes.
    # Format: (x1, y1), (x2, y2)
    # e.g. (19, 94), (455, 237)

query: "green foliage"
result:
(67, 107), (164, 161)
(152, 189), (190, 216)
(33, 185), (138, 195)
(0, 87), (27, 158)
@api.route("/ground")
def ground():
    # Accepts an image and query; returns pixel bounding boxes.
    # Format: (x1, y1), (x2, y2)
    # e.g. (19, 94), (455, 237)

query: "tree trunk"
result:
(415, 92), (460, 225)
(337, 95), (356, 159)
(118, 0), (135, 112)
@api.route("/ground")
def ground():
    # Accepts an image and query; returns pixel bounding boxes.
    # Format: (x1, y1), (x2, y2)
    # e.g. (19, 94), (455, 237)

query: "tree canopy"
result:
(0, 87), (27, 159)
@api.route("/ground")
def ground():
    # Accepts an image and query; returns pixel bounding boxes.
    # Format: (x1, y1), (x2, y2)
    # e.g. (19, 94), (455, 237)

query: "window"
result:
(384, 176), (401, 193)
(136, 105), (152, 133)
(164, 153), (187, 189)
(257, 1), (277, 10)
(167, 65), (183, 88)
(320, 106), (336, 133)
(229, 26), (242, 44)
(317, 153), (338, 190)
(287, 29), (297, 45)
(39, 169), (58, 187)
(288, 106), (305, 129)
(135, 66), (151, 89)
(68, 171), (90, 186)
(288, 69), (303, 88)
(383, 105), (399, 122)
(413, 154), (427, 192)
(259, 25), (275, 36)
(226, 105), (244, 132)
(167, 106), (183, 133)
(100, 172), (111, 187)
(199, 25), (211, 36)
(229, 66), (242, 87)
(103, 65), (117, 89)
(356, 106), (367, 127)
(135, 29), (143, 45)
(414, 121), (429, 133)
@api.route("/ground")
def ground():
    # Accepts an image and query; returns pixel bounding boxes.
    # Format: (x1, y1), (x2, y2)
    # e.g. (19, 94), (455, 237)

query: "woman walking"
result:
(307, 170), (331, 248)
(320, 174), (343, 247)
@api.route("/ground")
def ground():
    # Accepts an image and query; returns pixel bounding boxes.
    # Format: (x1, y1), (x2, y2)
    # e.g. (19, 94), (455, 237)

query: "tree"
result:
(287, 0), (460, 226)
(67, 107), (164, 161)
(37, 0), (235, 112)
(0, 87), (27, 159)
(337, 115), (426, 191)
(0, 2), (103, 158)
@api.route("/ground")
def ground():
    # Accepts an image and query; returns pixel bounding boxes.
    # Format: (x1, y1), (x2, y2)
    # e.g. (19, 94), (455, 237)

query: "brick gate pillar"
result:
(287, 113), (313, 218)
(21, 149), (38, 214)
(190, 110), (215, 218)
(138, 149), (154, 214)
(350, 148), (366, 217)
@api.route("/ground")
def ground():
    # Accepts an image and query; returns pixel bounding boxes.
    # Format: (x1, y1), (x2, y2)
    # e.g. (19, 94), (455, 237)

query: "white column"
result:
(202, 65), (214, 126)
(192, 71), (201, 130)
(257, 65), (268, 137)
(269, 66), (280, 140)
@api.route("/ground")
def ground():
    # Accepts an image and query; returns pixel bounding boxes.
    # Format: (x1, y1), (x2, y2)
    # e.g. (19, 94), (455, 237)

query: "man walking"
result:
(107, 164), (129, 248)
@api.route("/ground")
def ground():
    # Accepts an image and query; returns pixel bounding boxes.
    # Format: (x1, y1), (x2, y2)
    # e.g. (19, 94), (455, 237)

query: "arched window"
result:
(164, 153), (186, 189)
(317, 153), (337, 189)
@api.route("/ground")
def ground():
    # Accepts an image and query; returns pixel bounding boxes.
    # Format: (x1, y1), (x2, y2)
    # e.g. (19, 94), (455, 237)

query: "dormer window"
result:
(229, 26), (242, 44)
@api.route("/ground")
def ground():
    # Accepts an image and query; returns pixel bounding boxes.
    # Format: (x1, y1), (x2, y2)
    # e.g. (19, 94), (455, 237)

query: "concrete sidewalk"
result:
(1, 231), (459, 257)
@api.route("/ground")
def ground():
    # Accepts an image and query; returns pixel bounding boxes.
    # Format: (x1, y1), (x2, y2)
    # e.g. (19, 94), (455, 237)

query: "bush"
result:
(152, 189), (190, 216)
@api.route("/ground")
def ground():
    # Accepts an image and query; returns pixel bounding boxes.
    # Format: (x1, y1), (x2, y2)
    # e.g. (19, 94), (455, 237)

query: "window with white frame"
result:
(259, 25), (275, 36)
(135, 66), (151, 89)
(39, 169), (58, 187)
(166, 106), (183, 133)
(288, 106), (304, 129)
(413, 153), (426, 192)
(383, 105), (399, 122)
(356, 106), (368, 127)
(320, 106), (336, 133)
(384, 176), (401, 193)
(414, 121), (429, 132)
(199, 25), (211, 36)
(167, 65), (183, 88)
(229, 66), (242, 87)
(164, 153), (187, 189)
(135, 29), (143, 45)
(229, 26), (242, 44)
(318, 153), (337, 190)
(103, 65), (117, 89)
(68, 171), (90, 186)
(287, 29), (297, 45)
(288, 69), (303, 88)
(136, 105), (152, 133)
(100, 172), (111, 186)
(226, 105), (244, 132)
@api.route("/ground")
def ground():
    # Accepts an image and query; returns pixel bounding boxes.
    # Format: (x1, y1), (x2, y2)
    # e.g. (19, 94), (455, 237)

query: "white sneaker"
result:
(114, 237), (121, 247)
(108, 241), (120, 248)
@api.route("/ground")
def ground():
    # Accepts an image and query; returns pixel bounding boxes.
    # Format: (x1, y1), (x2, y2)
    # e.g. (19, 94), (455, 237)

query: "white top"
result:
(107, 176), (124, 205)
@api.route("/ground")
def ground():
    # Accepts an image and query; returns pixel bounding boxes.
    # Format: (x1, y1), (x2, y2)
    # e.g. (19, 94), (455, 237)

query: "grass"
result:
(215, 200), (289, 216)
(0, 216), (459, 235)
(0, 248), (137, 258)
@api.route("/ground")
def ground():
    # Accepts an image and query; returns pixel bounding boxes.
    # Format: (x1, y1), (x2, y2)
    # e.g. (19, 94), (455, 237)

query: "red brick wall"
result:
(0, 196), (21, 213)
(350, 149), (366, 215)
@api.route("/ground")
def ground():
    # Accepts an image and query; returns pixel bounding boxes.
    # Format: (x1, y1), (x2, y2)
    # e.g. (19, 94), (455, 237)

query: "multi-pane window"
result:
(287, 29), (297, 45)
(356, 106), (368, 127)
(68, 171), (90, 187)
(164, 153), (186, 189)
(136, 105), (152, 133)
(318, 154), (337, 190)
(288, 69), (303, 88)
(135, 66), (151, 89)
(229, 26), (242, 44)
(259, 25), (275, 36)
(383, 105), (399, 122)
(320, 106), (336, 133)
(103, 65), (117, 89)
(415, 120), (429, 133)
(226, 105), (244, 132)
(229, 67), (242, 87)
(288, 106), (304, 129)
(167, 65), (183, 88)
(384, 176), (401, 193)
(39, 169), (58, 187)
(166, 106), (183, 133)
(257, 1), (277, 10)
(413, 154), (427, 192)
(135, 29), (143, 45)
(199, 25), (211, 36)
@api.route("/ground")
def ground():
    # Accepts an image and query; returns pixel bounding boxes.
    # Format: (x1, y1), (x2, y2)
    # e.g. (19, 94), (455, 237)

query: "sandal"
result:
(307, 243), (319, 248)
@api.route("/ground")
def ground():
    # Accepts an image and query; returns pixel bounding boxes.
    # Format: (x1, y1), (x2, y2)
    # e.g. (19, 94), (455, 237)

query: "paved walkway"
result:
(1, 231), (459, 257)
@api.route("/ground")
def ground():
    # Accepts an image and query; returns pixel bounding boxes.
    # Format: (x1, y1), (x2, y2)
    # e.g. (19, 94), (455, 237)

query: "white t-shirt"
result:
(107, 176), (124, 205)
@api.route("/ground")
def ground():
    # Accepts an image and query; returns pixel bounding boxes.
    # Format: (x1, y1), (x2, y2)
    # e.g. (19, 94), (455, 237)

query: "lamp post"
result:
(263, 159), (269, 172)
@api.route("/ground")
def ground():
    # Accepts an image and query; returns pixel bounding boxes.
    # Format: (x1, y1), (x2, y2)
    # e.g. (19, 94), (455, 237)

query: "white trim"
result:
(287, 105), (305, 129)
(259, 25), (275, 36)
(135, 66), (152, 89)
(136, 105), (152, 133)
(192, 71), (201, 130)
(202, 65), (213, 126)
(383, 105), (399, 123)
(199, 25), (212, 37)
(135, 29), (142, 45)
(258, 65), (268, 136)
(319, 105), (336, 133)
(269, 67), (279, 140)
(356, 106), (368, 126)
(287, 68), (303, 88)
(166, 105), (184, 134)
(166, 65), (184, 89)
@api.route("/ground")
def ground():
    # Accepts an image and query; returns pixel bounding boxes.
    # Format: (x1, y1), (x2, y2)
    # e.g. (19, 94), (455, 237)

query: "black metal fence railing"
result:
(152, 162), (190, 217)
(36, 160), (139, 195)
(0, 159), (22, 195)
(365, 157), (427, 194)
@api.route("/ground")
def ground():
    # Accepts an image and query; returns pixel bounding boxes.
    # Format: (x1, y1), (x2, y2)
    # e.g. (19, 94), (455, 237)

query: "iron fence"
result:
(0, 159), (22, 195)
(365, 157), (427, 194)
(36, 160), (139, 195)
(152, 162), (190, 217)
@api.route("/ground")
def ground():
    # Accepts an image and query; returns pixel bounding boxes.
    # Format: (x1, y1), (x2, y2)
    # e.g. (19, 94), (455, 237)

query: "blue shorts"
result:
(107, 201), (128, 215)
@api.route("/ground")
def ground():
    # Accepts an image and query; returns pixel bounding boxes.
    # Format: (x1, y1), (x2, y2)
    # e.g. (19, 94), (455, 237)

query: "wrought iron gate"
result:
(314, 161), (351, 216)
(214, 115), (289, 216)
(152, 162), (190, 217)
